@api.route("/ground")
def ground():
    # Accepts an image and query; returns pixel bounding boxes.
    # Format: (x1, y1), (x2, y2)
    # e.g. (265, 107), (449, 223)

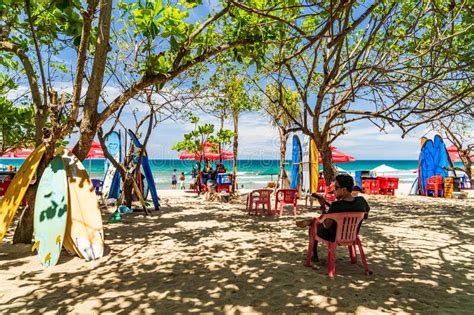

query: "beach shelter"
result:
(447, 144), (474, 162)
(178, 142), (234, 161)
(371, 164), (398, 175)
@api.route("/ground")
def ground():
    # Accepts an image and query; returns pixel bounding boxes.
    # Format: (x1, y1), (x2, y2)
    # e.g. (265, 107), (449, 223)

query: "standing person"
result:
(171, 169), (177, 189)
(192, 166), (197, 180)
(179, 172), (186, 190)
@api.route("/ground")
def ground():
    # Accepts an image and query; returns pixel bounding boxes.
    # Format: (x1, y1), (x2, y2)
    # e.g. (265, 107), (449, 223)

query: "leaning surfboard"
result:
(301, 135), (310, 194)
(310, 139), (319, 193)
(102, 131), (121, 199)
(0, 144), (46, 242)
(60, 148), (104, 261)
(290, 135), (302, 190)
(33, 155), (68, 267)
(128, 129), (160, 210)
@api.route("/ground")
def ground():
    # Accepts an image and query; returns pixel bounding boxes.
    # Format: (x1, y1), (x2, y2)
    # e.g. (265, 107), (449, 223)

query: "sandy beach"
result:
(1, 190), (473, 314)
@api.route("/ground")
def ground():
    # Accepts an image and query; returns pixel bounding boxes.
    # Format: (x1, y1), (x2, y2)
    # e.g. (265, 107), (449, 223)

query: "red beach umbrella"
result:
(86, 141), (105, 159)
(1, 147), (34, 158)
(319, 147), (355, 164)
(447, 145), (474, 162)
(178, 142), (234, 161)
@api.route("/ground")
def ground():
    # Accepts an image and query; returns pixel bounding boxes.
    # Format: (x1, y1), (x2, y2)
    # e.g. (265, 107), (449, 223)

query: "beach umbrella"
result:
(318, 147), (355, 164)
(178, 142), (234, 161)
(1, 147), (34, 158)
(447, 145), (474, 162)
(84, 141), (105, 175)
(86, 141), (105, 159)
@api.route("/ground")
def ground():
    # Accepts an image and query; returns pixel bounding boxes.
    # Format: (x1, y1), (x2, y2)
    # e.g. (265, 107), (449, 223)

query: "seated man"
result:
(297, 174), (370, 261)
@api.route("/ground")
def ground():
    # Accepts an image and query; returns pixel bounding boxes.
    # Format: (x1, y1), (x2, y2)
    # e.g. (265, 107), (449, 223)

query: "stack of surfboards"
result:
(0, 145), (104, 267)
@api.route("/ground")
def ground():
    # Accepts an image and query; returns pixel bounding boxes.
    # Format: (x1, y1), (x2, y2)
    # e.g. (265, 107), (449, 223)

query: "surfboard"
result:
(0, 144), (46, 242)
(60, 148), (104, 261)
(290, 135), (302, 191)
(128, 129), (160, 210)
(433, 135), (451, 180)
(419, 139), (435, 194)
(102, 131), (121, 199)
(310, 139), (319, 193)
(301, 136), (310, 194)
(33, 155), (68, 267)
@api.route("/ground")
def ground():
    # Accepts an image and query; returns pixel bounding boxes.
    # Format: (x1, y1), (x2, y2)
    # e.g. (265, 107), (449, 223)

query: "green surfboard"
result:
(33, 155), (68, 267)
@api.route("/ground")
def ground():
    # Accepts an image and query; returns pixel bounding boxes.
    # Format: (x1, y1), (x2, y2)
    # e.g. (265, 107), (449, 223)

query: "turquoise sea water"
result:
(2, 158), (450, 189)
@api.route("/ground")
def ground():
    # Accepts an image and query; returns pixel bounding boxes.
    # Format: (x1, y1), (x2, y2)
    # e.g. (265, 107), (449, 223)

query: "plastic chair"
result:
(305, 212), (370, 277)
(274, 189), (298, 216)
(247, 189), (273, 216)
(426, 175), (443, 197)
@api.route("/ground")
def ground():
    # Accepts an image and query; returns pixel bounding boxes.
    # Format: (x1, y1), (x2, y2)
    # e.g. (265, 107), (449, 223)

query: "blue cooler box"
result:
(217, 173), (232, 185)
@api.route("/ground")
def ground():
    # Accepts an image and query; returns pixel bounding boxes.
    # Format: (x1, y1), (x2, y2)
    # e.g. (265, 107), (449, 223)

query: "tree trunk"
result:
(319, 142), (336, 185)
(232, 112), (239, 192)
(124, 177), (133, 208)
(73, 0), (113, 161)
(278, 127), (288, 187)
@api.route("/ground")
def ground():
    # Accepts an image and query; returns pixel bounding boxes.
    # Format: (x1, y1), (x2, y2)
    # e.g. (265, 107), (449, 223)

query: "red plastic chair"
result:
(274, 189), (298, 216)
(305, 212), (370, 277)
(386, 177), (398, 195)
(426, 175), (443, 197)
(247, 189), (273, 216)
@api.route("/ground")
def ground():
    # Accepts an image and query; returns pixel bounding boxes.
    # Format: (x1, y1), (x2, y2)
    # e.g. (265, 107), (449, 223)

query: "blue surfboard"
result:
(291, 135), (302, 190)
(433, 135), (451, 180)
(127, 129), (160, 210)
(419, 139), (435, 194)
(103, 131), (121, 198)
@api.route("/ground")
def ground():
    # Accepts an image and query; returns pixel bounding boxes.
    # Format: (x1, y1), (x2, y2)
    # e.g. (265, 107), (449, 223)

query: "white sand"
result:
(0, 190), (473, 313)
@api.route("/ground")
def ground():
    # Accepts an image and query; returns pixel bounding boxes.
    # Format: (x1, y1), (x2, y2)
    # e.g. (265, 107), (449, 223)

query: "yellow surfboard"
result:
(0, 144), (46, 242)
(59, 148), (104, 261)
(310, 139), (319, 193)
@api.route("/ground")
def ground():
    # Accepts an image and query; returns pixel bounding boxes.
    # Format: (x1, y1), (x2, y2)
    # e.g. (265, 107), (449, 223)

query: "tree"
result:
(0, 0), (282, 243)
(260, 82), (300, 187)
(207, 64), (259, 192)
(0, 74), (35, 154)
(430, 116), (473, 186)
(241, 0), (473, 183)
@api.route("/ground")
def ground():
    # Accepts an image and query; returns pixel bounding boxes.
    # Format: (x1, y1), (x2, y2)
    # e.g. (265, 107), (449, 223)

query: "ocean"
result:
(3, 158), (462, 189)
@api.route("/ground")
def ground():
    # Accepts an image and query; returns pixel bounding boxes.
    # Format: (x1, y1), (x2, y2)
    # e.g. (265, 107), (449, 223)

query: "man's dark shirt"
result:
(317, 196), (370, 242)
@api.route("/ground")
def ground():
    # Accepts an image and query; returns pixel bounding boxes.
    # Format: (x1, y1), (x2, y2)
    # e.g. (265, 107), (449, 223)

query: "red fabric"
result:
(447, 145), (474, 162)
